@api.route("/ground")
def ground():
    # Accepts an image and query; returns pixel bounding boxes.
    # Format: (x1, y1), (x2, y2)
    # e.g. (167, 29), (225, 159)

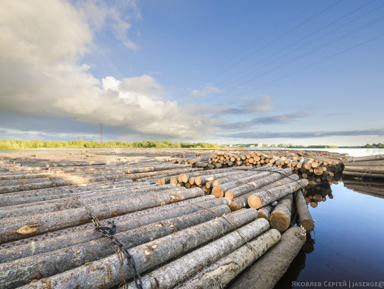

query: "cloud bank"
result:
(0, 0), (214, 139)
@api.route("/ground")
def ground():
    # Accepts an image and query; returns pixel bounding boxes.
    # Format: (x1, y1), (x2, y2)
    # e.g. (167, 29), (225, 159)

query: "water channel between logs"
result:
(271, 148), (384, 289)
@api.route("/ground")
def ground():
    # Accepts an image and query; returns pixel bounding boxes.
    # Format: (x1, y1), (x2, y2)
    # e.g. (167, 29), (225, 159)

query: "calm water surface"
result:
(276, 148), (384, 288)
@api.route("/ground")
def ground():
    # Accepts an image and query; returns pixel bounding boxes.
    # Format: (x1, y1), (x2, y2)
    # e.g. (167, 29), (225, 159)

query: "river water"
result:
(275, 148), (384, 288)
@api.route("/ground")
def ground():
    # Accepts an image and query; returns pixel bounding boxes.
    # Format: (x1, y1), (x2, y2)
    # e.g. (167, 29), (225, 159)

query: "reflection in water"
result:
(275, 175), (384, 289)
(343, 178), (384, 199)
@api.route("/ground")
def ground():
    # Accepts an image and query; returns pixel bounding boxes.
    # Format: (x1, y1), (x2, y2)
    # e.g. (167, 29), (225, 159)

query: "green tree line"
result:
(0, 139), (227, 150)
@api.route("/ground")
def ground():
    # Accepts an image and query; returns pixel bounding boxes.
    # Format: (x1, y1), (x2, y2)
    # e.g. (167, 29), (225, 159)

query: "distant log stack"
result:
(343, 154), (384, 180)
(205, 150), (346, 183)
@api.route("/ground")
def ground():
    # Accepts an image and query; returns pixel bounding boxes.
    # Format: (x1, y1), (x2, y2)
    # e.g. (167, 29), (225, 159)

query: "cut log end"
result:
(247, 195), (261, 209)
(212, 187), (224, 198)
(301, 219), (315, 232)
(270, 212), (290, 232)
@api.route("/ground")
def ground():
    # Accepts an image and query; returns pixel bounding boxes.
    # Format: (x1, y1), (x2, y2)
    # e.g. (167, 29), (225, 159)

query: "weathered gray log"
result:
(229, 174), (299, 211)
(0, 196), (230, 262)
(126, 164), (191, 174)
(225, 169), (292, 199)
(174, 229), (281, 289)
(343, 166), (384, 174)
(343, 160), (384, 166)
(195, 171), (252, 186)
(0, 173), (135, 194)
(212, 169), (291, 198)
(0, 195), (216, 250)
(226, 226), (306, 289)
(269, 194), (293, 232)
(294, 190), (315, 231)
(257, 205), (274, 219)
(124, 218), (271, 289)
(0, 187), (205, 244)
(345, 154), (384, 162)
(0, 184), (179, 218)
(248, 179), (308, 209)
(0, 205), (231, 288)
(18, 209), (258, 289)
(342, 170), (384, 179)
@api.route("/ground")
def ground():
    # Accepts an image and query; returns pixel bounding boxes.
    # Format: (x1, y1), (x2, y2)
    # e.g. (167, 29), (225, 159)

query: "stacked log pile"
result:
(205, 150), (346, 183)
(343, 154), (384, 180)
(0, 151), (315, 289)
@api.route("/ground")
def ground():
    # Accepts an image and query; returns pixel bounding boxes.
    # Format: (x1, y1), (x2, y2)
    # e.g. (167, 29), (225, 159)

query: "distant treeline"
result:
(363, 143), (384, 148)
(0, 139), (227, 150)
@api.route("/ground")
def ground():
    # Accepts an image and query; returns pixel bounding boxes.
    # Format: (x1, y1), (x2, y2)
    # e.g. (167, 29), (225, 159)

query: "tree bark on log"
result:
(226, 226), (306, 289)
(0, 184), (180, 218)
(248, 179), (308, 209)
(345, 154), (384, 162)
(17, 209), (258, 289)
(0, 206), (231, 288)
(0, 187), (205, 244)
(257, 205), (274, 219)
(343, 166), (384, 174)
(225, 169), (292, 200)
(229, 175), (299, 211)
(294, 190), (314, 231)
(124, 218), (271, 289)
(0, 197), (231, 263)
(212, 169), (291, 198)
(269, 195), (293, 232)
(174, 229), (281, 289)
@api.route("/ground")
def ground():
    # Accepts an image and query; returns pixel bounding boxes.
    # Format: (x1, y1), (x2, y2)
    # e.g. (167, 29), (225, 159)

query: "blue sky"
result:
(0, 0), (383, 146)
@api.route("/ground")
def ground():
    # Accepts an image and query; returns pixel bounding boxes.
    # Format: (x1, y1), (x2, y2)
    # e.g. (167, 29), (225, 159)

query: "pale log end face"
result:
(270, 212), (290, 232)
(225, 190), (234, 200)
(212, 187), (224, 198)
(247, 195), (261, 209)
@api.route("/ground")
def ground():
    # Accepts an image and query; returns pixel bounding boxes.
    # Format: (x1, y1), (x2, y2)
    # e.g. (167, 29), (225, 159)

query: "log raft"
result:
(0, 149), (323, 289)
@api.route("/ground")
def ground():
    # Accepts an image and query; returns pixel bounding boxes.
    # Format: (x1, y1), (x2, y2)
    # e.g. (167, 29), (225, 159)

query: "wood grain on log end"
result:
(247, 195), (261, 209)
(212, 187), (224, 198)
(270, 212), (290, 232)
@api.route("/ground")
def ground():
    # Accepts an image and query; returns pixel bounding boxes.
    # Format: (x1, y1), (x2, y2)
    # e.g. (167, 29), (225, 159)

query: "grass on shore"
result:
(0, 139), (227, 150)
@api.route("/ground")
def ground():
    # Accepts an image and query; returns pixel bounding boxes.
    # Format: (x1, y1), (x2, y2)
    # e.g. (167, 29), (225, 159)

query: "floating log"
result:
(248, 179), (308, 209)
(345, 154), (384, 162)
(0, 205), (231, 288)
(269, 194), (293, 232)
(0, 197), (231, 263)
(18, 209), (258, 289)
(294, 190), (315, 231)
(225, 169), (292, 200)
(229, 174), (300, 211)
(126, 218), (271, 289)
(0, 187), (205, 244)
(342, 170), (384, 180)
(226, 226), (306, 289)
(212, 169), (289, 198)
(174, 229), (281, 289)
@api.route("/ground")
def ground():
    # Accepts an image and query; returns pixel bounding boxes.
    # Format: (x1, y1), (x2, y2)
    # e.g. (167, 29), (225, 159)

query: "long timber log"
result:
(230, 174), (300, 211)
(0, 197), (231, 262)
(0, 205), (231, 288)
(225, 169), (292, 200)
(0, 184), (181, 218)
(294, 190), (315, 231)
(0, 187), (205, 244)
(212, 169), (291, 198)
(17, 209), (258, 289)
(248, 179), (308, 209)
(174, 229), (281, 289)
(226, 226), (306, 289)
(124, 218), (271, 289)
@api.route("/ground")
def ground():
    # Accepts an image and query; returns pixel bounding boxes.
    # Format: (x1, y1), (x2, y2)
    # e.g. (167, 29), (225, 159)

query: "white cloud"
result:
(0, 0), (215, 139)
(74, 0), (140, 50)
(190, 86), (224, 98)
